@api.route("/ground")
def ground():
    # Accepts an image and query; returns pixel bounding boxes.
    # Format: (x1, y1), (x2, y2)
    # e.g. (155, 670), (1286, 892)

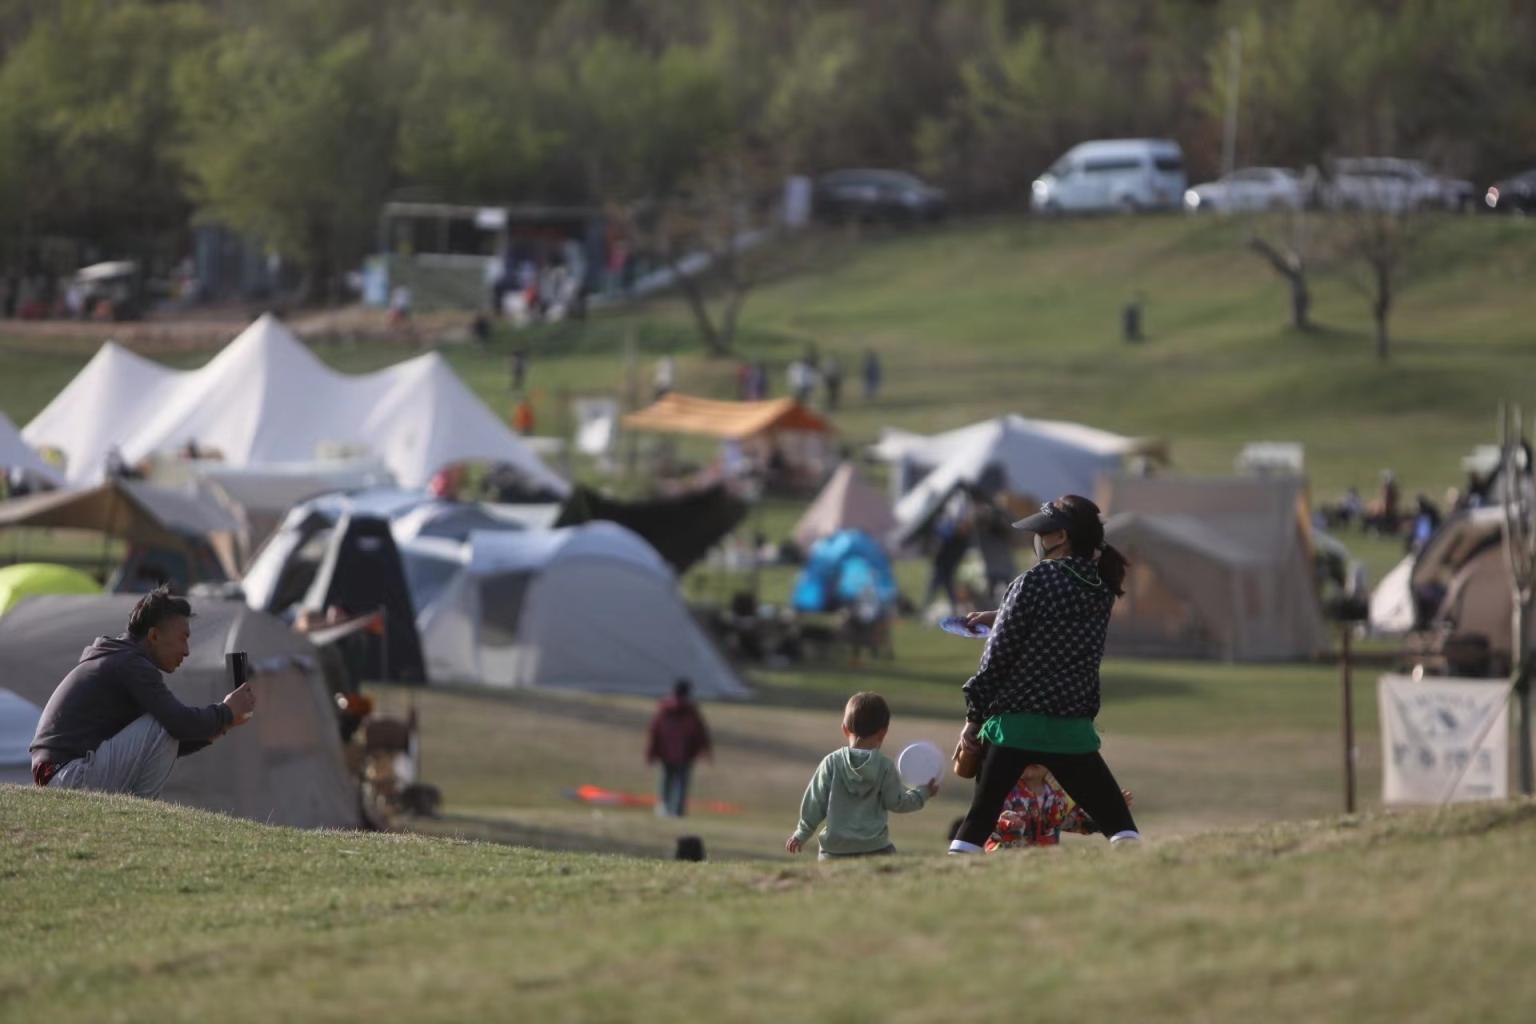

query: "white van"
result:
(1030, 139), (1187, 214)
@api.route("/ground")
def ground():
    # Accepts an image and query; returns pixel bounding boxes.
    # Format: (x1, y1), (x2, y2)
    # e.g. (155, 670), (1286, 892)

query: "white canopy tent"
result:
(21, 342), (178, 485)
(0, 411), (62, 487)
(403, 522), (749, 698)
(872, 415), (1166, 540)
(23, 315), (566, 495)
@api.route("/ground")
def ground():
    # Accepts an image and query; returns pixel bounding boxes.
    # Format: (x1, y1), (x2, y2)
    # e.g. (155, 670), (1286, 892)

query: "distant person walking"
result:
(822, 355), (843, 411)
(653, 355), (676, 401)
(948, 495), (1140, 854)
(510, 347), (528, 392)
(923, 491), (972, 614)
(646, 679), (712, 817)
(862, 349), (882, 401)
(29, 587), (255, 798)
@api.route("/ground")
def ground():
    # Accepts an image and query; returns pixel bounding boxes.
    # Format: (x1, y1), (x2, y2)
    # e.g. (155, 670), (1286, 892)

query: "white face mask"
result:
(1034, 534), (1055, 560)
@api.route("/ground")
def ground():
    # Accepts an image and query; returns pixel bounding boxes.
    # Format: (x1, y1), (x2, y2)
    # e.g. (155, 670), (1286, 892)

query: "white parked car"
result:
(1030, 139), (1187, 214)
(1324, 158), (1476, 213)
(1184, 167), (1308, 214)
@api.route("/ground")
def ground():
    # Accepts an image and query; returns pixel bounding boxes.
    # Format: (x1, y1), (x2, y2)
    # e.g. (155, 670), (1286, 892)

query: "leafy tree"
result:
(0, 0), (210, 267)
(174, 21), (399, 301)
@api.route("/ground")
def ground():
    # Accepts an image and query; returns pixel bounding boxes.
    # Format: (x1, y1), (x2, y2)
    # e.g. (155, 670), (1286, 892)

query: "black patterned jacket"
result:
(962, 555), (1115, 723)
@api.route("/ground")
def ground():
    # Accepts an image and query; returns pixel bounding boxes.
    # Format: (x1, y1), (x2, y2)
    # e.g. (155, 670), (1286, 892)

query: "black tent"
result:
(556, 484), (748, 574)
(302, 513), (428, 684)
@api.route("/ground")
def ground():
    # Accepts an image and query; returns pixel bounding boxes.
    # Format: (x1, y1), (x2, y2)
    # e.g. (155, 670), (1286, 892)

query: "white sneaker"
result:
(1108, 830), (1142, 845)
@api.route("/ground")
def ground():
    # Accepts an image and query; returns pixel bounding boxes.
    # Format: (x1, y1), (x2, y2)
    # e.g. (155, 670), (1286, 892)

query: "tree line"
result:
(1, 0), (1532, 303)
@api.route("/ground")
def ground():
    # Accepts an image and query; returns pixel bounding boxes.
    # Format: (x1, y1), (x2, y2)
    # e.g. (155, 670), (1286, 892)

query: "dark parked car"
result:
(1484, 169), (1536, 214)
(812, 169), (946, 224)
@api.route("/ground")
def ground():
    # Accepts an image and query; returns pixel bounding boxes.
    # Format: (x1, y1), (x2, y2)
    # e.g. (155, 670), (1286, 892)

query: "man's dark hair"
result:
(842, 691), (890, 739)
(672, 678), (692, 700)
(127, 585), (193, 639)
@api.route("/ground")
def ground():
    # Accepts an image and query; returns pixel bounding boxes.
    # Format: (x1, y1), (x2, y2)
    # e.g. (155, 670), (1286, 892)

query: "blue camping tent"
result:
(792, 530), (899, 613)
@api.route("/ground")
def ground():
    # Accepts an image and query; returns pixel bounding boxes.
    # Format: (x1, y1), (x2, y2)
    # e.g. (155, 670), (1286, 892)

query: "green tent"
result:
(0, 563), (100, 616)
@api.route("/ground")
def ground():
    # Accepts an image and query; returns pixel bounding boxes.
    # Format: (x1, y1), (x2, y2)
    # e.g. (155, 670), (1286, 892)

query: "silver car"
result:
(1184, 167), (1307, 214)
(1324, 158), (1475, 213)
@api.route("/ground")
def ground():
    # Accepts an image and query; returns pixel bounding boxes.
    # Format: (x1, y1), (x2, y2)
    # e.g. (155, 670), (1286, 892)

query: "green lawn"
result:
(5, 786), (1535, 1022)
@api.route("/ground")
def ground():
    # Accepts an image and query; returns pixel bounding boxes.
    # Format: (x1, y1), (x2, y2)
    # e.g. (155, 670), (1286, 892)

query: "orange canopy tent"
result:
(621, 394), (833, 440)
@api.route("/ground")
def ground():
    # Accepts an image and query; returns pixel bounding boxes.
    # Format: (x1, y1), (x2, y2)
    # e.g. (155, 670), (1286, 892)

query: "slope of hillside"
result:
(4, 785), (1534, 1023)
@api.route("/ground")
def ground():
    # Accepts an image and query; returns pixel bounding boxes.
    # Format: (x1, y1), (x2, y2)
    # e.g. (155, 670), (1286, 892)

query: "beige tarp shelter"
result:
(0, 479), (239, 589)
(1099, 475), (1326, 661)
(794, 462), (897, 550)
(1370, 508), (1525, 658)
(0, 596), (361, 828)
(622, 394), (832, 439)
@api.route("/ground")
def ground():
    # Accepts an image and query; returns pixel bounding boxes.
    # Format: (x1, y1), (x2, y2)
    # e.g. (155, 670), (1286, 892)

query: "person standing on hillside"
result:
(948, 495), (1141, 853)
(645, 679), (712, 817)
(30, 587), (255, 798)
(862, 349), (882, 400)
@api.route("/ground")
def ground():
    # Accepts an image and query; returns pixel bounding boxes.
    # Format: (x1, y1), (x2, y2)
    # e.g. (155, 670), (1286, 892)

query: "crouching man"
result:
(30, 586), (255, 798)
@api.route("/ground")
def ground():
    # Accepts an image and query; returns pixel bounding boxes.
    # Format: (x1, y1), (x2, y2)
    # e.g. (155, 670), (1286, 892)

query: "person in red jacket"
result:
(646, 678), (712, 817)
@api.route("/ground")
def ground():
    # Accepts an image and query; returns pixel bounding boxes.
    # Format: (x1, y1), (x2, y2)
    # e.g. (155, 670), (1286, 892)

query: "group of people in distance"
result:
(786, 494), (1140, 859)
(29, 492), (1139, 862)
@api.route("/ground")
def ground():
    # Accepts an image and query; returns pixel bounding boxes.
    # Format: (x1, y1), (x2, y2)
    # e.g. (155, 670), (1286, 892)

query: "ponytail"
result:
(1097, 543), (1128, 597)
(1053, 493), (1128, 597)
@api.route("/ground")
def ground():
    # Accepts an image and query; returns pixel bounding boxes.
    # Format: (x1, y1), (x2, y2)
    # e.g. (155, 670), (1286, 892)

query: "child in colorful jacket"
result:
(986, 763), (1133, 851)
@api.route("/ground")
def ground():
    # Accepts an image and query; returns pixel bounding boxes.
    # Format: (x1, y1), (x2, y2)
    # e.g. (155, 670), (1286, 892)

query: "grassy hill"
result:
(4, 785), (1535, 1023)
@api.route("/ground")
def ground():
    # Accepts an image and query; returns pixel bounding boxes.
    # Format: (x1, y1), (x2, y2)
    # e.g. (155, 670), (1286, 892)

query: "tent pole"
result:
(378, 605), (389, 685)
(1340, 624), (1356, 814)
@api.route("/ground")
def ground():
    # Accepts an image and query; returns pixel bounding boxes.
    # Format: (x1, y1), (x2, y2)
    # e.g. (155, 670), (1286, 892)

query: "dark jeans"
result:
(955, 743), (1137, 848)
(659, 761), (693, 817)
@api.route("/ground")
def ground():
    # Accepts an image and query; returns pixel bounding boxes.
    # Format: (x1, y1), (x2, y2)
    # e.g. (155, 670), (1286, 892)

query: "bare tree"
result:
(1327, 200), (1433, 361)
(621, 148), (834, 358)
(1246, 207), (1315, 333)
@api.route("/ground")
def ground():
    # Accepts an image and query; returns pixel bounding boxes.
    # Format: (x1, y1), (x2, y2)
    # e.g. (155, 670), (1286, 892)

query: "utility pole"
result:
(1500, 404), (1535, 795)
(1221, 27), (1243, 180)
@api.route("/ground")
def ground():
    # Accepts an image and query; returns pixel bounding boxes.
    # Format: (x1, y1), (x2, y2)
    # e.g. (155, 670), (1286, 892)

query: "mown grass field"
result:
(5, 786), (1535, 1023)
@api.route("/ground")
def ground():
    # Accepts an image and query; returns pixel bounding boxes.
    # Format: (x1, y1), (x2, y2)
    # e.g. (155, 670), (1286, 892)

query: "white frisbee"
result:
(897, 741), (944, 787)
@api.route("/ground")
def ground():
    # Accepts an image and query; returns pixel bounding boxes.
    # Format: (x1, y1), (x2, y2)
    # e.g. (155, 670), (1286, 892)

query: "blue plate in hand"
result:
(938, 615), (990, 639)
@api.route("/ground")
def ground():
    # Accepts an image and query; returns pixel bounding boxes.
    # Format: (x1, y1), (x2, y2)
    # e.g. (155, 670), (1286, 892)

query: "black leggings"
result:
(955, 743), (1137, 848)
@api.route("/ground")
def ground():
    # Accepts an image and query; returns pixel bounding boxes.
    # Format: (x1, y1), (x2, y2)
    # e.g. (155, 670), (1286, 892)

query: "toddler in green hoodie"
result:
(786, 692), (938, 860)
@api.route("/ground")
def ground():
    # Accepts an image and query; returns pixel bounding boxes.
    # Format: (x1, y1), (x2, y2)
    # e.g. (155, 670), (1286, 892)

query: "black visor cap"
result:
(1012, 503), (1070, 533)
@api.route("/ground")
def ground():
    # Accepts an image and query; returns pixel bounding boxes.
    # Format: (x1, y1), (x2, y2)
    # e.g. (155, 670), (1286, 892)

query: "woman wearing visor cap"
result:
(948, 494), (1141, 852)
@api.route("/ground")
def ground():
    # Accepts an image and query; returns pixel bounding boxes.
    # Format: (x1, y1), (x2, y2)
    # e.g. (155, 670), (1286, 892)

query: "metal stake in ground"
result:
(1499, 404), (1535, 795)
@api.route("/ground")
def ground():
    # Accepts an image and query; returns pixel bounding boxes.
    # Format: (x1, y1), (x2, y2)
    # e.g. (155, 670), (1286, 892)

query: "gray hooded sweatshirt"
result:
(792, 746), (928, 855)
(30, 634), (232, 770)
